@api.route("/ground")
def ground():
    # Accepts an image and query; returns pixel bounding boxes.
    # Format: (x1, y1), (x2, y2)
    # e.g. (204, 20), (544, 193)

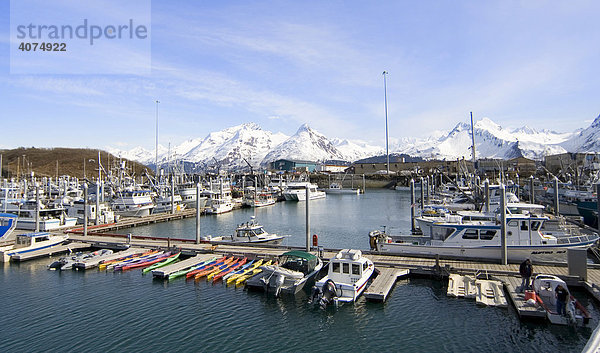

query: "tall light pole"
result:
(155, 100), (160, 177)
(383, 71), (390, 175)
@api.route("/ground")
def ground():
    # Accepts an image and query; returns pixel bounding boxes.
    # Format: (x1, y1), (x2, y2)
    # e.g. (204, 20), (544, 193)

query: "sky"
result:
(1, 0), (599, 152)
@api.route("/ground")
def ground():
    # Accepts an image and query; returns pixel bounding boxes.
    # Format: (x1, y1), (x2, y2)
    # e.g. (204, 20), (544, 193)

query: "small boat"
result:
(193, 257), (235, 280)
(234, 260), (272, 288)
(186, 257), (228, 279)
(246, 251), (323, 296)
(166, 257), (218, 281)
(0, 232), (69, 262)
(324, 183), (361, 195)
(205, 258), (241, 281)
(309, 249), (374, 308)
(201, 217), (286, 245)
(475, 279), (507, 307)
(48, 249), (114, 271)
(446, 274), (477, 299)
(532, 274), (591, 326)
(212, 258), (248, 283)
(226, 259), (263, 286)
(142, 252), (181, 274)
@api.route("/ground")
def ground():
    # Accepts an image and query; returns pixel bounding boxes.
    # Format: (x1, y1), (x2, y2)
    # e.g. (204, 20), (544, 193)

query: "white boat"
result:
(324, 183), (361, 195)
(201, 216), (285, 245)
(309, 249), (374, 308)
(0, 232), (69, 262)
(152, 194), (186, 214)
(246, 250), (323, 296)
(282, 182), (326, 201)
(66, 200), (118, 224)
(475, 279), (507, 307)
(242, 191), (276, 208)
(532, 274), (591, 326)
(446, 274), (477, 298)
(203, 179), (235, 214)
(111, 190), (154, 217)
(178, 183), (208, 209)
(3, 200), (77, 231)
(370, 203), (599, 262)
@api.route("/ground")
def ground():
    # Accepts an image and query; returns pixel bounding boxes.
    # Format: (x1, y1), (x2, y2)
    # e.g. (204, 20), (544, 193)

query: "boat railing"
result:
(556, 234), (599, 245)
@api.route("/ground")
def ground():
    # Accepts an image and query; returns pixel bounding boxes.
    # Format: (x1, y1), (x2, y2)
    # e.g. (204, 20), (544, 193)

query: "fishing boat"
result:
(309, 249), (375, 308)
(0, 232), (69, 262)
(242, 191), (276, 208)
(152, 194), (186, 214)
(324, 183), (361, 195)
(532, 274), (591, 326)
(201, 216), (286, 245)
(370, 203), (600, 262)
(203, 179), (234, 214)
(111, 190), (154, 217)
(178, 182), (208, 209)
(3, 200), (77, 231)
(246, 251), (323, 296)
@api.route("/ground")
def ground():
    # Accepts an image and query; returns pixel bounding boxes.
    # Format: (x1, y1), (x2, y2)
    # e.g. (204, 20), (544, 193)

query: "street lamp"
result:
(382, 71), (390, 175)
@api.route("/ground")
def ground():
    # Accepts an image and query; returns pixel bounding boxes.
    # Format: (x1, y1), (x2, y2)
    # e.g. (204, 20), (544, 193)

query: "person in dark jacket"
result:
(555, 284), (569, 316)
(519, 259), (533, 291)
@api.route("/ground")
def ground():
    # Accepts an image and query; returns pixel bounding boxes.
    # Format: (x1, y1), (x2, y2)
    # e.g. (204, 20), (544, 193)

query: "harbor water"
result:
(1, 190), (598, 352)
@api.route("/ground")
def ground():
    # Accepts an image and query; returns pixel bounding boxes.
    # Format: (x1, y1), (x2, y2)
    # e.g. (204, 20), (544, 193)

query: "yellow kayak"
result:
(235, 260), (272, 288)
(226, 259), (264, 286)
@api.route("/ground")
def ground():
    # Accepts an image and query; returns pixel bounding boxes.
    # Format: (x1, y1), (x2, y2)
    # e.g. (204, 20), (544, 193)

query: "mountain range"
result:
(108, 115), (600, 171)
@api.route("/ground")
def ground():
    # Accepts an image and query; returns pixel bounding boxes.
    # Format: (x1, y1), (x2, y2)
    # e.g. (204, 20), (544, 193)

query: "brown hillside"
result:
(0, 147), (152, 179)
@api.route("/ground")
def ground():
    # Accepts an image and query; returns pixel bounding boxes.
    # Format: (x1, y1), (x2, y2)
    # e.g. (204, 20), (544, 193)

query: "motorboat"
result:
(111, 190), (154, 217)
(282, 182), (326, 201)
(370, 203), (599, 262)
(0, 232), (69, 262)
(201, 216), (286, 245)
(246, 250), (323, 296)
(65, 200), (118, 224)
(324, 183), (361, 195)
(152, 194), (186, 214)
(178, 182), (208, 209)
(242, 191), (276, 208)
(48, 249), (114, 270)
(2, 200), (77, 231)
(309, 249), (375, 308)
(203, 179), (234, 214)
(532, 274), (591, 326)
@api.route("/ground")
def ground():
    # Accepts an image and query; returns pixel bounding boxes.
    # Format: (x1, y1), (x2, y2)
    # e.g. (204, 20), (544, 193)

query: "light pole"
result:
(155, 100), (160, 177)
(383, 71), (390, 175)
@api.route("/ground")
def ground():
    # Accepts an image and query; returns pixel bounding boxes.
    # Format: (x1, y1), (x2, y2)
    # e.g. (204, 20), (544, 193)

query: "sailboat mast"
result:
(470, 111), (476, 171)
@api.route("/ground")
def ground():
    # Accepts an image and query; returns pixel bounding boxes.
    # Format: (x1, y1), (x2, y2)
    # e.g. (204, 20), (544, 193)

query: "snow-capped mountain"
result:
(562, 114), (600, 152)
(261, 124), (346, 164)
(394, 118), (572, 161)
(110, 116), (600, 171)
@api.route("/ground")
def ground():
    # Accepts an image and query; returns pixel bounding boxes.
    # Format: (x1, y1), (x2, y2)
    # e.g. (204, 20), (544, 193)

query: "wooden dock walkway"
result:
(364, 268), (410, 301)
(11, 242), (92, 262)
(496, 275), (546, 319)
(69, 209), (199, 234)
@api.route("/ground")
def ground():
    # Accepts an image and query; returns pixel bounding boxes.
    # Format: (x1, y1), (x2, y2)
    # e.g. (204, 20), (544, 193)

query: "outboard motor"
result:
(269, 273), (285, 297)
(318, 279), (338, 309)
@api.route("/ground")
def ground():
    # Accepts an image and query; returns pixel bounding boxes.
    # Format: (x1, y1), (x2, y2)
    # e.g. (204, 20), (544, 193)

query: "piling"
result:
(362, 174), (366, 193)
(484, 179), (490, 212)
(529, 176), (535, 204)
(305, 185), (310, 252)
(410, 179), (416, 232)
(196, 183), (201, 244)
(95, 182), (100, 225)
(515, 174), (520, 199)
(35, 183), (40, 232)
(500, 184), (507, 265)
(171, 177), (175, 214)
(425, 176), (430, 204)
(83, 183), (88, 237)
(554, 177), (560, 216)
(420, 176), (425, 211)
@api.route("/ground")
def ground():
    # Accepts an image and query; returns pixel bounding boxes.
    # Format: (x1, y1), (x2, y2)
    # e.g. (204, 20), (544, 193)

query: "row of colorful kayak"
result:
(96, 250), (181, 272)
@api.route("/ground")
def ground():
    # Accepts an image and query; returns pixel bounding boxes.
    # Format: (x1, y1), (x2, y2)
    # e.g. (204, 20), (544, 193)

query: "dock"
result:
(496, 275), (546, 319)
(151, 253), (215, 278)
(364, 268), (410, 301)
(10, 242), (92, 262)
(69, 209), (199, 234)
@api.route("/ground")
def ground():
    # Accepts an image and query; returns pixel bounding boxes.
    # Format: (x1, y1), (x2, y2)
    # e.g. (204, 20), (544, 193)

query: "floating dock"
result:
(68, 209), (199, 234)
(10, 242), (91, 262)
(364, 268), (410, 301)
(151, 254), (214, 278)
(496, 275), (546, 319)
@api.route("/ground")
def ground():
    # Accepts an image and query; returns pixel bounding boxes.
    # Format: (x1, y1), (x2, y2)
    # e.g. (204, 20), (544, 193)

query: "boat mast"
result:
(155, 100), (160, 177)
(383, 71), (390, 175)
(470, 112), (476, 174)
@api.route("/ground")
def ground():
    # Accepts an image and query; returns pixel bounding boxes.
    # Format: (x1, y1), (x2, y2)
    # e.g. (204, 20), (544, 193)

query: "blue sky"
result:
(1, 0), (599, 151)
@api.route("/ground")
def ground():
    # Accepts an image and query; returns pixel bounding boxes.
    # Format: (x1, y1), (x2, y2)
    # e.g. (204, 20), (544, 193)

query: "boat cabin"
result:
(327, 249), (371, 284)
(15, 232), (52, 249)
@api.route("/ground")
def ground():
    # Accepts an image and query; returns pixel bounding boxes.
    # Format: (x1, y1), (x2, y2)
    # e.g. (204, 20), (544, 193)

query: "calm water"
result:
(1, 190), (598, 352)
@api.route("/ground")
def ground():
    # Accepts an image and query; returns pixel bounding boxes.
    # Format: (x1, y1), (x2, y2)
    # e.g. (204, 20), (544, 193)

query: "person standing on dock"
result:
(519, 259), (533, 292)
(555, 285), (568, 316)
